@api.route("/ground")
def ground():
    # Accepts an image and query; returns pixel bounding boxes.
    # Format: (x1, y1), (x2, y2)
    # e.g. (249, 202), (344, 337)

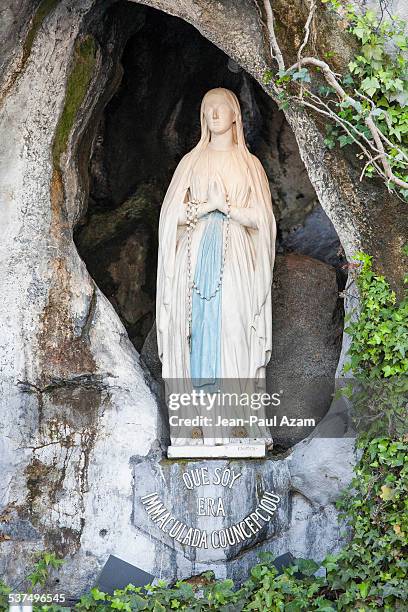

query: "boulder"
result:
(267, 253), (343, 447)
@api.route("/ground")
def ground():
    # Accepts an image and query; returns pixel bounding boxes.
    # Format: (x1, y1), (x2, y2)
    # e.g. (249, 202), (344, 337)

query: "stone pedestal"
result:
(167, 443), (266, 458)
(133, 455), (288, 576)
(131, 424), (356, 583)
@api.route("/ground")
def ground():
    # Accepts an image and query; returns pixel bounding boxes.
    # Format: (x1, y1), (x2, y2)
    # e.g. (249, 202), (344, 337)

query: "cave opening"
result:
(74, 2), (345, 444)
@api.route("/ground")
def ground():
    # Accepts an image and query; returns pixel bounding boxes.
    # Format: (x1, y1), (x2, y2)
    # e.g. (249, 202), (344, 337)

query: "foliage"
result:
(344, 252), (408, 378)
(26, 552), (65, 589)
(340, 252), (407, 440)
(0, 579), (11, 611)
(267, 2), (408, 199)
(0, 552), (66, 612)
(329, 436), (408, 609)
(323, 251), (408, 609)
(338, 7), (408, 197)
(72, 562), (330, 611)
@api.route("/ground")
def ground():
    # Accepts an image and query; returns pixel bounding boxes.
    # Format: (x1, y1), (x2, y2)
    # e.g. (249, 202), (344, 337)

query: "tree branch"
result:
(263, 0), (285, 73)
(257, 1), (408, 194)
(297, 0), (317, 97)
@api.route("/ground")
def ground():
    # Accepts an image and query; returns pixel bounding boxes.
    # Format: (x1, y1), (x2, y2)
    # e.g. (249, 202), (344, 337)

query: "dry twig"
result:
(263, 0), (285, 73)
(297, 0), (317, 97)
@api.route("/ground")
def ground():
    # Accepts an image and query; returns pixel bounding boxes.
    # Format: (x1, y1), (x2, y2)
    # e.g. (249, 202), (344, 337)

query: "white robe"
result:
(169, 146), (260, 379)
(156, 143), (276, 445)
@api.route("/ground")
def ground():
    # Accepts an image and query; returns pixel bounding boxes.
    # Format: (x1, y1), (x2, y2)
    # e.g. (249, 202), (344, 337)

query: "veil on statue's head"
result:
(188, 88), (251, 170)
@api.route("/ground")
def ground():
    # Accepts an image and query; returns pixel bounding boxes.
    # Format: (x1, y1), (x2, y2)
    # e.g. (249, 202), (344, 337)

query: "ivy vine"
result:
(327, 5), (408, 195)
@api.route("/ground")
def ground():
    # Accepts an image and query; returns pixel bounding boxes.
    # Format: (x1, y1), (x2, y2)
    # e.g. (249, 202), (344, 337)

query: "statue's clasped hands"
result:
(206, 174), (229, 215)
(185, 174), (230, 225)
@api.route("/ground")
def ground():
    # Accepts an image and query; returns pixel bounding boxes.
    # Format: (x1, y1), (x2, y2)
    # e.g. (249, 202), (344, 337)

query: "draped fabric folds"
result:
(156, 88), (276, 445)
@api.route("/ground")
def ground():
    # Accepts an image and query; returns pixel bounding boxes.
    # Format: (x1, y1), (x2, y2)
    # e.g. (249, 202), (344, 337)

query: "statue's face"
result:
(203, 93), (235, 136)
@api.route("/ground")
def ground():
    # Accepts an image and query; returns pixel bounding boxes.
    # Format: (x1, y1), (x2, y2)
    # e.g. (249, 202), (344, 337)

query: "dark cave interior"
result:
(73, 2), (345, 447)
(75, 2), (345, 352)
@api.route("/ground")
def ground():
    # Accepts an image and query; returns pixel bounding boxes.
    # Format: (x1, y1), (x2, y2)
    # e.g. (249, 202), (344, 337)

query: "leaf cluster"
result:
(267, 2), (408, 198)
(324, 6), (408, 197)
(344, 252), (408, 378)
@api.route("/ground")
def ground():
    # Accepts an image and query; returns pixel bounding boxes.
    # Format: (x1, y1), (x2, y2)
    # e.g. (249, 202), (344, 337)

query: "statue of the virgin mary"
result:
(156, 88), (276, 457)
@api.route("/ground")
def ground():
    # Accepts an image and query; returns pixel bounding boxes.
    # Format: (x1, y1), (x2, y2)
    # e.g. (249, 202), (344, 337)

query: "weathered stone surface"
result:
(267, 253), (343, 448)
(281, 204), (346, 268)
(364, 0), (408, 21)
(1, 0), (403, 598)
(133, 457), (291, 564)
(140, 323), (162, 383)
(76, 182), (161, 350)
(0, 0), (36, 96)
(288, 436), (356, 507)
(0, 0), (159, 593)
(130, 426), (356, 580)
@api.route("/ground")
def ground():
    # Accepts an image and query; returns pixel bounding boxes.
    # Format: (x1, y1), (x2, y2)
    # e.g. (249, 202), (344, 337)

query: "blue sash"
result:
(190, 211), (224, 387)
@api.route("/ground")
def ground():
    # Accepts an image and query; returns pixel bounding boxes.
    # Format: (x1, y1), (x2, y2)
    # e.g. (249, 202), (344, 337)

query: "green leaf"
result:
(380, 485), (395, 500)
(263, 69), (273, 84)
(358, 581), (370, 598)
(338, 134), (354, 147)
(90, 587), (107, 601)
(297, 558), (320, 576)
(292, 68), (311, 83)
(361, 76), (380, 96)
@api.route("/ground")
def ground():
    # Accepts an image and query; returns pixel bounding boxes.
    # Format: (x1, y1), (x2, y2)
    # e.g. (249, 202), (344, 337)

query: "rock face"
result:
(0, 0), (403, 599)
(281, 204), (346, 268)
(268, 253), (343, 447)
(76, 183), (162, 349)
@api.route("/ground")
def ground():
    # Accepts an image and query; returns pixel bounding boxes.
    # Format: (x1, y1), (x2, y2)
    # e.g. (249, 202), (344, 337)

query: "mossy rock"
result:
(52, 34), (97, 170)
